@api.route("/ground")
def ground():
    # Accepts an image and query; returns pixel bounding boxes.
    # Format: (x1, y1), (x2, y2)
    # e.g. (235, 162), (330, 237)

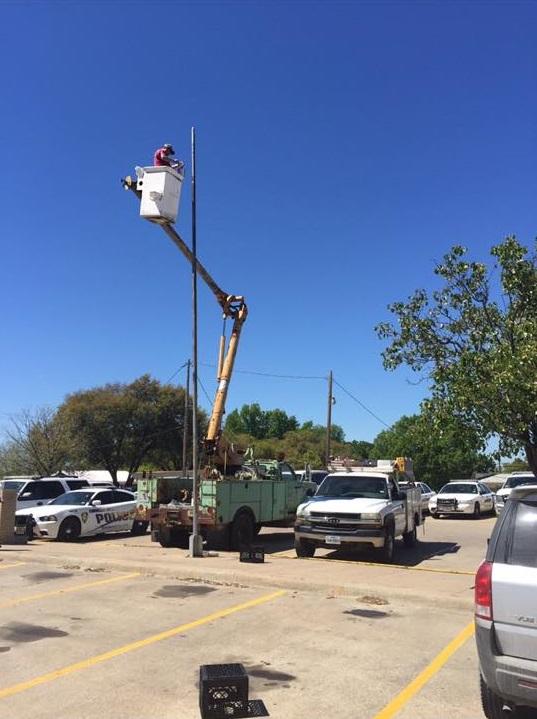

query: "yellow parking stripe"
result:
(0, 572), (141, 609)
(0, 589), (286, 700)
(372, 621), (475, 719)
(0, 562), (26, 570)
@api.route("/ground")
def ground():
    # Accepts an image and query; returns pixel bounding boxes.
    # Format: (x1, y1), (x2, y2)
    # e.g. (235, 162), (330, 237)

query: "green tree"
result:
(225, 404), (298, 440)
(347, 440), (374, 460)
(371, 410), (493, 488)
(376, 236), (537, 475)
(4, 407), (73, 477)
(59, 375), (205, 484)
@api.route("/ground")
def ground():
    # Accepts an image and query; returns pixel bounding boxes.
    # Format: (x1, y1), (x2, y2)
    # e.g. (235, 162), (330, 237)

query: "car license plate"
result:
(325, 535), (341, 545)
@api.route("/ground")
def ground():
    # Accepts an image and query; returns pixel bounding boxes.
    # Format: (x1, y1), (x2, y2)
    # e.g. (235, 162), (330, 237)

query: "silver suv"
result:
(476, 484), (537, 717)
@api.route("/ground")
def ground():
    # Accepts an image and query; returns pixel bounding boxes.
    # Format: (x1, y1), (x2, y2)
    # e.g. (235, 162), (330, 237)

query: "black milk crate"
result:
(200, 663), (249, 718)
(239, 546), (265, 564)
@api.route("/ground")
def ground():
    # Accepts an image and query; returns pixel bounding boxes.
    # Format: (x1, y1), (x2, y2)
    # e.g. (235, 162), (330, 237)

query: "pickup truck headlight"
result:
(39, 515), (58, 522)
(361, 513), (380, 520)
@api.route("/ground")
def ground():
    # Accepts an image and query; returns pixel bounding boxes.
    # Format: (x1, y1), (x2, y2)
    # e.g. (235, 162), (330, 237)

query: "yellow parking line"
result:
(275, 554), (475, 576)
(372, 621), (475, 719)
(0, 589), (286, 700)
(0, 562), (26, 570)
(0, 572), (141, 609)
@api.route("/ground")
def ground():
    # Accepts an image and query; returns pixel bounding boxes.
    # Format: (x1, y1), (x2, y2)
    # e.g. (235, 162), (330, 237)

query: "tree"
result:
(371, 410), (493, 488)
(376, 236), (537, 475)
(59, 375), (205, 484)
(347, 440), (374, 460)
(4, 407), (73, 477)
(225, 404), (298, 440)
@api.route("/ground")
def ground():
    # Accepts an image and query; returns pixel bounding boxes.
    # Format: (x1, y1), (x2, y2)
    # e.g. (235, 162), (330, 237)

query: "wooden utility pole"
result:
(325, 370), (333, 469)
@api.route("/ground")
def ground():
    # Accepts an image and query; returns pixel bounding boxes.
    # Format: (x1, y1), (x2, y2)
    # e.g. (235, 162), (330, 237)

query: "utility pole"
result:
(189, 127), (203, 558)
(325, 370), (333, 469)
(182, 359), (191, 476)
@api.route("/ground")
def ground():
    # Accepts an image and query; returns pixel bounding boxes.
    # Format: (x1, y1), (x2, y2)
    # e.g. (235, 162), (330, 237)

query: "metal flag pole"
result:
(189, 127), (203, 557)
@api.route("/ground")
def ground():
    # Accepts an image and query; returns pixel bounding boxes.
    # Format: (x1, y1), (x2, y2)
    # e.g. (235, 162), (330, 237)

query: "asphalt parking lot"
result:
(0, 515), (496, 719)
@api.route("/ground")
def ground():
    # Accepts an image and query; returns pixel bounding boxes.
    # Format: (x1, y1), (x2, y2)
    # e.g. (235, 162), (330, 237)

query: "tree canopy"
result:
(225, 403), (299, 439)
(376, 236), (537, 475)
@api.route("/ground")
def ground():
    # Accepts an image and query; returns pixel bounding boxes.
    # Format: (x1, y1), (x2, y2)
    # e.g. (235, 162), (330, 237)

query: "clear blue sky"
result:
(1, 1), (535, 442)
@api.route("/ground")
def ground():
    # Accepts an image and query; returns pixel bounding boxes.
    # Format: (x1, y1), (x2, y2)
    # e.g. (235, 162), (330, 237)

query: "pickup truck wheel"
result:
(231, 511), (255, 550)
(473, 503), (481, 519)
(57, 517), (81, 542)
(403, 525), (417, 548)
(380, 524), (395, 563)
(295, 538), (315, 558)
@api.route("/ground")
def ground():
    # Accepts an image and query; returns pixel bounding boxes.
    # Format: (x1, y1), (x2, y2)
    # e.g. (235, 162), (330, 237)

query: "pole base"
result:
(189, 533), (204, 557)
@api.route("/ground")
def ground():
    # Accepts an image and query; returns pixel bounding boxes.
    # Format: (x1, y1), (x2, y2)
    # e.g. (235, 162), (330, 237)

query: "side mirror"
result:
(305, 488), (315, 498)
(20, 492), (32, 499)
(91, 500), (102, 507)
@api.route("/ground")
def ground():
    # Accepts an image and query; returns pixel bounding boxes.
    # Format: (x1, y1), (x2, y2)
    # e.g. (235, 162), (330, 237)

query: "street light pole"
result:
(182, 359), (191, 476)
(325, 370), (333, 469)
(189, 127), (203, 558)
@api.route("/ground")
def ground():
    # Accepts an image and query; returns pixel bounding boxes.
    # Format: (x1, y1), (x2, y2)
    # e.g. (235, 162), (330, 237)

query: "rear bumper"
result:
(294, 526), (385, 549)
(476, 618), (537, 708)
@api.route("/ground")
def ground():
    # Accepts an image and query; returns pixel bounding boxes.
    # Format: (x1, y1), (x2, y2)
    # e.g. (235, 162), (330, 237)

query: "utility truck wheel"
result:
(58, 517), (81, 542)
(295, 538), (316, 558)
(131, 520), (148, 536)
(380, 524), (395, 563)
(231, 511), (255, 550)
(158, 526), (185, 548)
(403, 525), (417, 548)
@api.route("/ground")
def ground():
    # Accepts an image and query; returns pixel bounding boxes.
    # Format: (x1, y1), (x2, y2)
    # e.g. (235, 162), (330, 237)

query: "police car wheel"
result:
(58, 517), (81, 542)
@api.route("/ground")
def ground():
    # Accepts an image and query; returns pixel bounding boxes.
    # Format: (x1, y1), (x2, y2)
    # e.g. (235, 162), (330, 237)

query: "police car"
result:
(17, 488), (148, 541)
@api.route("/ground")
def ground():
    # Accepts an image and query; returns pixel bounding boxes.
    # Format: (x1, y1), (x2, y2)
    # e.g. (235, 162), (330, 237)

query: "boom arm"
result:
(123, 177), (248, 468)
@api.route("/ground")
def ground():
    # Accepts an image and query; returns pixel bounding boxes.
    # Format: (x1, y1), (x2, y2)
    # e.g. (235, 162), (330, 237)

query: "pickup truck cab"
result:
(294, 463), (421, 562)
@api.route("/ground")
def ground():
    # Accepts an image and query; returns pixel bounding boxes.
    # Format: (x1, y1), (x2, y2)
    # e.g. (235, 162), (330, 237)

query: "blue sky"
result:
(1, 1), (535, 442)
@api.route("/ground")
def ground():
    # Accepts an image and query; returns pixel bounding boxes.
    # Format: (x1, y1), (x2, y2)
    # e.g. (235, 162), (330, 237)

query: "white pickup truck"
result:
(294, 462), (422, 562)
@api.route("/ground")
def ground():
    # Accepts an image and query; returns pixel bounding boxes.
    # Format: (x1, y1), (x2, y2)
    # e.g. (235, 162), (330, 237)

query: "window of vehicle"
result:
(420, 483), (433, 493)
(279, 463), (297, 481)
(20, 481), (65, 500)
(439, 483), (477, 494)
(49, 491), (95, 506)
(3, 480), (26, 493)
(316, 475), (388, 499)
(66, 480), (89, 490)
(95, 491), (116, 505)
(112, 490), (134, 503)
(506, 501), (537, 568)
(504, 475), (536, 489)
(478, 484), (490, 495)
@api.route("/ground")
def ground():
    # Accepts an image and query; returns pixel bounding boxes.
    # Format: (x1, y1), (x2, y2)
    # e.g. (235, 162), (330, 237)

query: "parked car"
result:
(294, 469), (329, 486)
(495, 472), (536, 515)
(398, 481), (436, 514)
(476, 483), (537, 717)
(0, 477), (92, 511)
(16, 488), (147, 541)
(429, 480), (495, 518)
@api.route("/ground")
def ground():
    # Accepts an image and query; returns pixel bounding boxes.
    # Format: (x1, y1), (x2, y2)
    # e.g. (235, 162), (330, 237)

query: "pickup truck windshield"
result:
(505, 475), (536, 489)
(317, 476), (388, 499)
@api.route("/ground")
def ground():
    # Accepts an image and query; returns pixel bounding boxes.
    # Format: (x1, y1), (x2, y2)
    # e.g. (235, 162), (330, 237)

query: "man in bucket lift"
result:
(153, 143), (184, 175)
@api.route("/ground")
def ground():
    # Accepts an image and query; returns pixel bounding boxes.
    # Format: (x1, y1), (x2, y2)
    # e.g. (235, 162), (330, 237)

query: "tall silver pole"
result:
(189, 127), (203, 557)
(325, 370), (333, 469)
(182, 359), (190, 475)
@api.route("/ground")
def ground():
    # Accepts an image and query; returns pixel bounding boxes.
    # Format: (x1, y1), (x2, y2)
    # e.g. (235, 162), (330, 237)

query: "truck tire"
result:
(480, 675), (516, 718)
(157, 526), (186, 548)
(230, 511), (255, 550)
(379, 523), (395, 563)
(295, 538), (316, 558)
(403, 524), (417, 548)
(57, 517), (81, 542)
(131, 520), (149, 536)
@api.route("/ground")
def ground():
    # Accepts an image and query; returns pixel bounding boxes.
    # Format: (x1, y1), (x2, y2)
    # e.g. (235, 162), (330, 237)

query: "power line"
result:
(199, 362), (325, 381)
(333, 378), (391, 429)
(197, 375), (214, 406)
(165, 361), (189, 384)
